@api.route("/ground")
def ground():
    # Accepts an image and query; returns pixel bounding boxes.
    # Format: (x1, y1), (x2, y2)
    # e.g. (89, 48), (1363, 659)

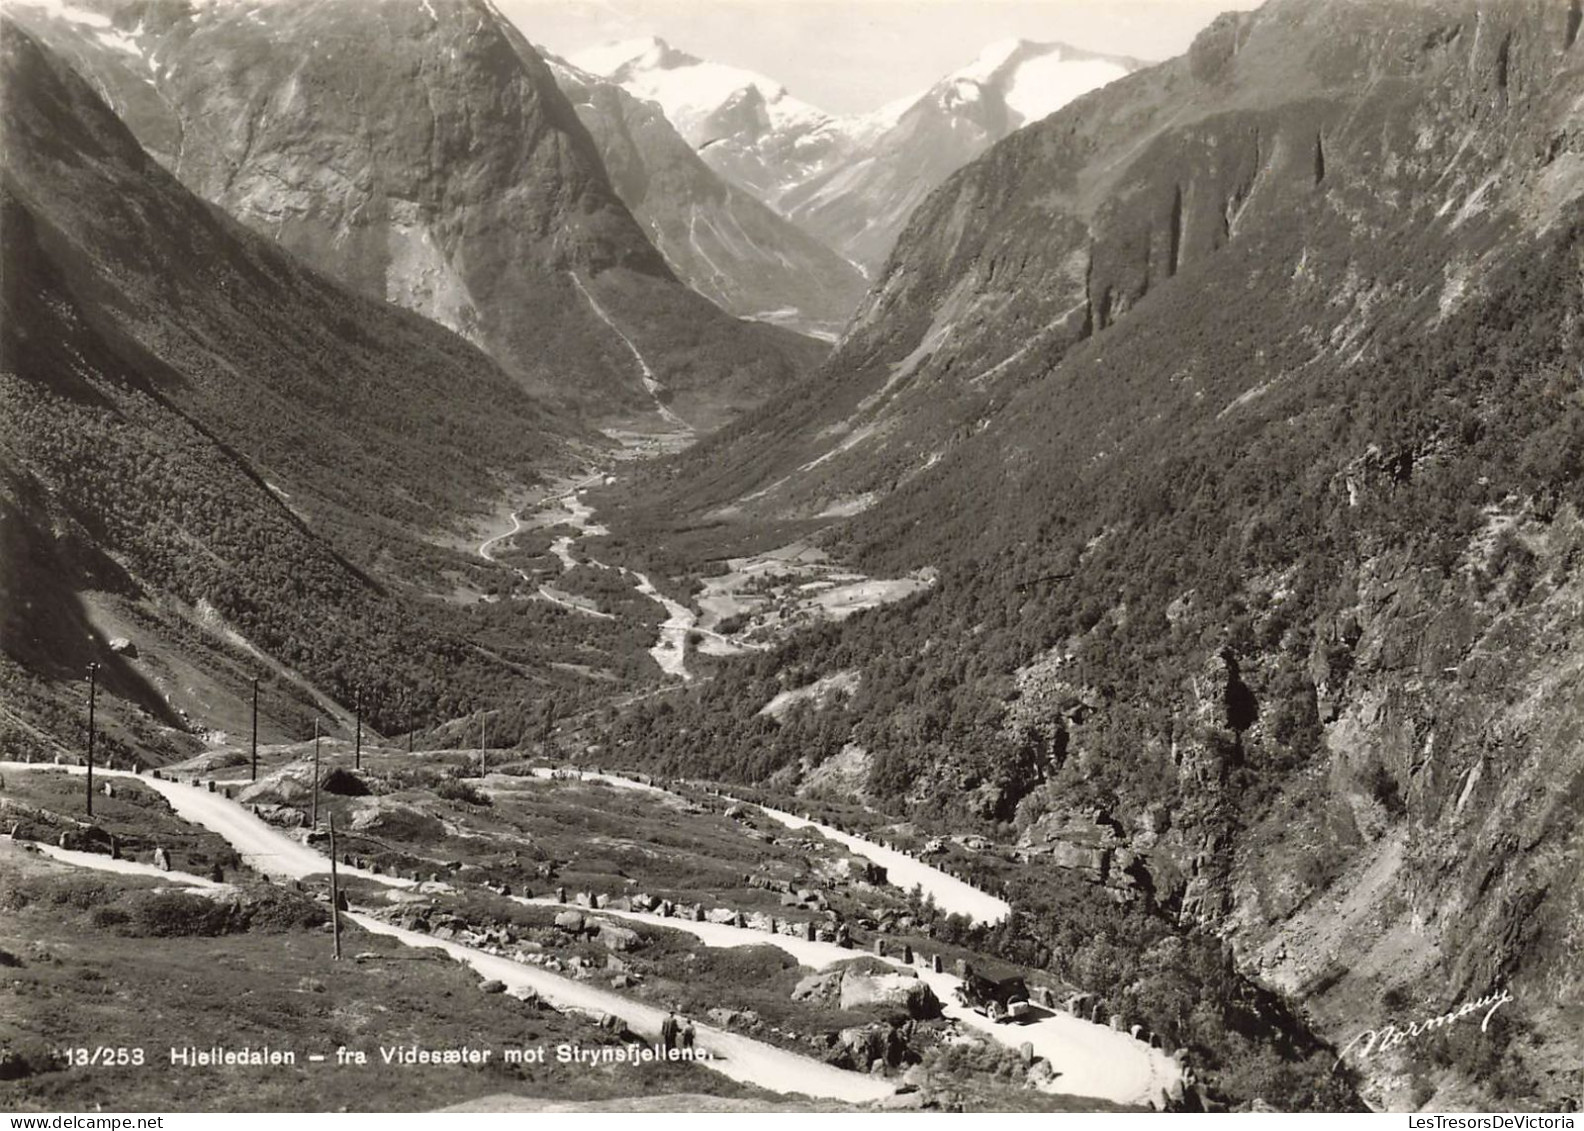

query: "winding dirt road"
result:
(477, 476), (614, 621)
(350, 915), (892, 1104)
(0, 762), (411, 886)
(513, 897), (1178, 1107)
(512, 771), (1175, 1106)
(755, 804), (1013, 926)
(2, 762), (892, 1105)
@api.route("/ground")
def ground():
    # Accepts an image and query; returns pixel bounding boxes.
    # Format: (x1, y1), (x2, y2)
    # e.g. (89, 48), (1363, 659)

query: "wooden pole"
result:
(85, 663), (98, 817)
(328, 813), (343, 961)
(250, 677), (259, 782)
(312, 718), (320, 828)
(354, 691), (362, 771)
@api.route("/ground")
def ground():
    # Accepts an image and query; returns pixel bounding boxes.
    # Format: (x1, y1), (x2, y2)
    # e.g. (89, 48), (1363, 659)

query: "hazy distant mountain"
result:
(549, 56), (867, 340)
(575, 35), (1142, 273)
(8, 0), (824, 432)
(606, 0), (1584, 1109)
(780, 39), (1143, 271)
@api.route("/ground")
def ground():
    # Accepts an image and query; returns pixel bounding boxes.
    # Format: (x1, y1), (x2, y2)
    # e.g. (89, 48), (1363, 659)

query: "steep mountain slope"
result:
(8, 0), (823, 432)
(599, 0), (1584, 1110)
(0, 22), (568, 760)
(549, 57), (866, 340)
(575, 36), (1141, 274)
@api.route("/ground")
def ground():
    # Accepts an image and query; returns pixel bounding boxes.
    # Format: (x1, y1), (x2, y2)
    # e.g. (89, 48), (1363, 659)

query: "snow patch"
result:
(573, 36), (830, 145)
(1003, 55), (1131, 124)
(19, 0), (111, 28)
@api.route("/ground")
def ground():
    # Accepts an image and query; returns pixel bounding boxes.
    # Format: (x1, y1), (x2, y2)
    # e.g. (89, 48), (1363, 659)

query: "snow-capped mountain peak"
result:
(953, 37), (1029, 83)
(570, 35), (829, 146)
(932, 38), (1139, 127)
(572, 35), (697, 78)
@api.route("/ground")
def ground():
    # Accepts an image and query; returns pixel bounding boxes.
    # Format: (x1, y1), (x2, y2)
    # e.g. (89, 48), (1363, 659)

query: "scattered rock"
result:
(598, 925), (640, 952)
(792, 970), (842, 1003)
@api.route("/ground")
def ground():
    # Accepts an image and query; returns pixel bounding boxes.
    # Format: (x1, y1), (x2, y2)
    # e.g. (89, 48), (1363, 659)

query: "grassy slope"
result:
(0, 848), (755, 1112)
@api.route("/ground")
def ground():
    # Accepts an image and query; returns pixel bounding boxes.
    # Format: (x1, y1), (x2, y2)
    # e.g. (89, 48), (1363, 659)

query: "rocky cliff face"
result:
(10, 0), (821, 431)
(549, 57), (867, 339)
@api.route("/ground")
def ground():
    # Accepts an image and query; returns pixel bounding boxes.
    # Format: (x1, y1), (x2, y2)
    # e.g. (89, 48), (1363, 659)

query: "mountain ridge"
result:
(575, 32), (1143, 273)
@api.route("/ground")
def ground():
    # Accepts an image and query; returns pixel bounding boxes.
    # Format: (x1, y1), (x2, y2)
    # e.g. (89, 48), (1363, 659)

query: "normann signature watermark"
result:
(1334, 987), (1514, 1067)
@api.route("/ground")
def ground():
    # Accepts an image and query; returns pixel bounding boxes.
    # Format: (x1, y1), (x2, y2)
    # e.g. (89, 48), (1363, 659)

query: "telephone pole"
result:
(250, 677), (260, 782)
(85, 663), (99, 817)
(354, 690), (362, 771)
(328, 813), (343, 961)
(312, 717), (321, 828)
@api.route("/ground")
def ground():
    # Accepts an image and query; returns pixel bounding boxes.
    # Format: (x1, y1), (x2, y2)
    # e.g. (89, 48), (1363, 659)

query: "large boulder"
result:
(597, 924), (641, 951)
(840, 971), (941, 1019)
(831, 1023), (912, 1070)
(319, 767), (370, 796)
(554, 910), (585, 933)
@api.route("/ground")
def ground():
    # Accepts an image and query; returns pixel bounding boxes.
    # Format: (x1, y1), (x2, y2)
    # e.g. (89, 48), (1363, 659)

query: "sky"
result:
(499, 0), (1263, 115)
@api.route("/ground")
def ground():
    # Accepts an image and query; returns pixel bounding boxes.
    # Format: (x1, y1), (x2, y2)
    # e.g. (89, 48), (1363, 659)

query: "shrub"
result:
(435, 779), (492, 807)
(123, 891), (237, 937)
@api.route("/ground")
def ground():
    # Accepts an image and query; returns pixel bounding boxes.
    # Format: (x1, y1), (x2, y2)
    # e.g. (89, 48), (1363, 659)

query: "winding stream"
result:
(478, 476), (762, 680)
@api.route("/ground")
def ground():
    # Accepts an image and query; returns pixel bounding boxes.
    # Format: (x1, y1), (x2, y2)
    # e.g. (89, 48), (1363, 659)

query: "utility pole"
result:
(85, 663), (99, 817)
(250, 677), (260, 782)
(312, 718), (321, 828)
(354, 690), (362, 771)
(328, 813), (343, 961)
